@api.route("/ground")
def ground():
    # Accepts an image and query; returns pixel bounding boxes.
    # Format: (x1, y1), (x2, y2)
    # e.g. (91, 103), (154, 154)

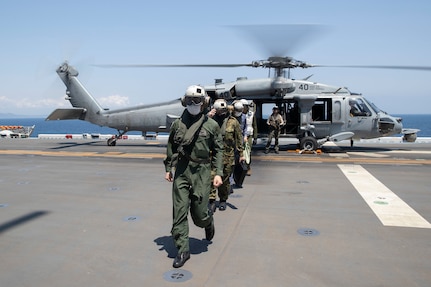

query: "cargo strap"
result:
(171, 114), (209, 167)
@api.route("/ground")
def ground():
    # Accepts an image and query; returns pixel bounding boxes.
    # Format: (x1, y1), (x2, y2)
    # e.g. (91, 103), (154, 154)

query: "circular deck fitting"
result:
(17, 181), (30, 185)
(297, 228), (320, 236)
(123, 216), (140, 222)
(163, 269), (193, 282)
(287, 191), (303, 195)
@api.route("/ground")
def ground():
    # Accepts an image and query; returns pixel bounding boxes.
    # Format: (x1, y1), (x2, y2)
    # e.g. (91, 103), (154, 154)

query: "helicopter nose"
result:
(378, 115), (403, 136)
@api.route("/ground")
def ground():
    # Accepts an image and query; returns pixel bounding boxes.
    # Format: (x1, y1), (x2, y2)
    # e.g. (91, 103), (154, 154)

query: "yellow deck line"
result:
(1, 150), (431, 165)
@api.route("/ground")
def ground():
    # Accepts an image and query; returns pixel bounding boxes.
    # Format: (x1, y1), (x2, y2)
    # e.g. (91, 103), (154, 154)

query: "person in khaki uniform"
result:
(208, 99), (244, 212)
(265, 106), (285, 154)
(164, 85), (224, 268)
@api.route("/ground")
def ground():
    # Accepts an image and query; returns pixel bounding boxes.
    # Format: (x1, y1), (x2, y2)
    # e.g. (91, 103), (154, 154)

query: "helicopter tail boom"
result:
(51, 62), (106, 125)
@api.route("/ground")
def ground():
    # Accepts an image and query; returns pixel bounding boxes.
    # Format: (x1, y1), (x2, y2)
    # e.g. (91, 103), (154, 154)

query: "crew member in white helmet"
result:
(240, 99), (257, 175)
(164, 85), (223, 268)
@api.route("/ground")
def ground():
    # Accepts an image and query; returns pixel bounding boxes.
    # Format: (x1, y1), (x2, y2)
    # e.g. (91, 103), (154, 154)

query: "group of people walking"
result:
(163, 85), (284, 268)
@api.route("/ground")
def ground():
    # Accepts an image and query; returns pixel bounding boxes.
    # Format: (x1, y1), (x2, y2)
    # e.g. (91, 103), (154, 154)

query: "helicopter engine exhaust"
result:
(234, 77), (295, 97)
(272, 76), (295, 96)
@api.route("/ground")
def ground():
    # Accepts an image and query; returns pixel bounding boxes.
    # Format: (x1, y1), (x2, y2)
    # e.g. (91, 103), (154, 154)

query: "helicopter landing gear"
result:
(107, 129), (128, 146)
(403, 133), (417, 142)
(299, 136), (318, 152)
(107, 137), (117, 146)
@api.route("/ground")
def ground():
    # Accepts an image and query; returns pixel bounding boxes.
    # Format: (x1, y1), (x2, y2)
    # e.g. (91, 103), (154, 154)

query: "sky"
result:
(1, 0), (430, 116)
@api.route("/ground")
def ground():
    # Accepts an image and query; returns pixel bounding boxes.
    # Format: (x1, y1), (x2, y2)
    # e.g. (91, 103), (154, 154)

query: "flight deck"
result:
(0, 138), (430, 286)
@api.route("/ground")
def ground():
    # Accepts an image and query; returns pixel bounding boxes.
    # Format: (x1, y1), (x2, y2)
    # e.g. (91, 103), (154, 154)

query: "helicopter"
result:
(46, 22), (428, 149)
(47, 58), (425, 149)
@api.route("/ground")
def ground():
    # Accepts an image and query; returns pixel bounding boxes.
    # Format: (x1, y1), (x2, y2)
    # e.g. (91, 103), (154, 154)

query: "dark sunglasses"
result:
(184, 96), (204, 105)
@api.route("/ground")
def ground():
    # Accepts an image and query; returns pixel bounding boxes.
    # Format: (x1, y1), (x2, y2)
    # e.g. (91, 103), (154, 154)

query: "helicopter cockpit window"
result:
(349, 98), (371, 117)
(368, 100), (381, 114)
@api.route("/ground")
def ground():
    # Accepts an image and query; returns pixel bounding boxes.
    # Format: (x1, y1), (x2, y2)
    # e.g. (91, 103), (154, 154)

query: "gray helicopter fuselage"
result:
(102, 100), (184, 132)
(205, 77), (403, 142)
(48, 62), (403, 147)
(287, 80), (402, 140)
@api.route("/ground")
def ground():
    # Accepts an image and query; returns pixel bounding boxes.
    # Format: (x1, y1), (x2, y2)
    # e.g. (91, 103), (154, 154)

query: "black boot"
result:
(205, 219), (215, 241)
(208, 199), (216, 214)
(173, 251), (190, 268)
(219, 201), (227, 211)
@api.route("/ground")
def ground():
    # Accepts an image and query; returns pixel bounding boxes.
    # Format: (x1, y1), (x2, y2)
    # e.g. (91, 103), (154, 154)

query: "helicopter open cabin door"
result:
(310, 98), (333, 139)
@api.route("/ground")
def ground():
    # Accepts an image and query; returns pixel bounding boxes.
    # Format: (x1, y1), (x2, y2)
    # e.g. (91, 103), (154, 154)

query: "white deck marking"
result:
(328, 153), (349, 158)
(347, 152), (389, 158)
(338, 164), (431, 228)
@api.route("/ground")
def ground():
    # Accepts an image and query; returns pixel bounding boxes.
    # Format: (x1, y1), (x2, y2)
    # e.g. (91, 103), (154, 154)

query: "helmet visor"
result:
(184, 96), (204, 105)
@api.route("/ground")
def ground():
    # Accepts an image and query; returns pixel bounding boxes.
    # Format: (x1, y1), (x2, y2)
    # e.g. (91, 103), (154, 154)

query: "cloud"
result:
(97, 94), (130, 108)
(0, 96), (67, 109)
(0, 94), (131, 115)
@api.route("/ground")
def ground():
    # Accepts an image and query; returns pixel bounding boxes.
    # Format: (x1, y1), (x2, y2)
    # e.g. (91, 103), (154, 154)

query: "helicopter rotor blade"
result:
(312, 65), (431, 71)
(93, 63), (254, 68)
(94, 63), (431, 72)
(94, 24), (327, 70)
(228, 24), (328, 57)
(92, 25), (431, 73)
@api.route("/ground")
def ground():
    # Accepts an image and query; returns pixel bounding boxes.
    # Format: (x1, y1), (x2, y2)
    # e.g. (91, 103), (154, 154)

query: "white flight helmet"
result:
(185, 85), (206, 97)
(233, 101), (244, 117)
(233, 101), (244, 112)
(181, 85), (208, 107)
(240, 99), (249, 106)
(213, 99), (228, 112)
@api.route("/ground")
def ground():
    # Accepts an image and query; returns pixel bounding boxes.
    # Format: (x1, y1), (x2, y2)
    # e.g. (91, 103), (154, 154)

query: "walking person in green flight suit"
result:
(164, 85), (224, 268)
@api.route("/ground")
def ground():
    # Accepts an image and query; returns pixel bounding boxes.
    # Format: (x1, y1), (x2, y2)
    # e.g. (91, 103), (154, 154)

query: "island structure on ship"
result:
(0, 125), (35, 138)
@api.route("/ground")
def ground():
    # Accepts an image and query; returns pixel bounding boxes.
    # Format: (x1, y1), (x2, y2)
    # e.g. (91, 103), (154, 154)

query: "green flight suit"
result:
(210, 114), (243, 202)
(164, 110), (224, 253)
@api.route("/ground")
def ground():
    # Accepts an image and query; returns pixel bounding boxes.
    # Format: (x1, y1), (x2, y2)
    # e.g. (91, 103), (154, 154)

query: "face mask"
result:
(234, 111), (242, 117)
(186, 104), (202, 115)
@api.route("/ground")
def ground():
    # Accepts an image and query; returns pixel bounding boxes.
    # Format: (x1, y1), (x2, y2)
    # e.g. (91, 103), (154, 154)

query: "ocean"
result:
(0, 114), (430, 137)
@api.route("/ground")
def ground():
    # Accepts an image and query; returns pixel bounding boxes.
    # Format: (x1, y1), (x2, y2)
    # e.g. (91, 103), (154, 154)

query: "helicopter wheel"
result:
(107, 138), (117, 146)
(299, 136), (318, 151)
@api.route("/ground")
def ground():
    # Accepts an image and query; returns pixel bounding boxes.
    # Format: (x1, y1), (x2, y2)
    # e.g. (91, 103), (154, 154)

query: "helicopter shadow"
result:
(322, 145), (402, 153)
(49, 141), (167, 150)
(50, 141), (103, 150)
(251, 143), (299, 152)
(154, 235), (212, 259)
